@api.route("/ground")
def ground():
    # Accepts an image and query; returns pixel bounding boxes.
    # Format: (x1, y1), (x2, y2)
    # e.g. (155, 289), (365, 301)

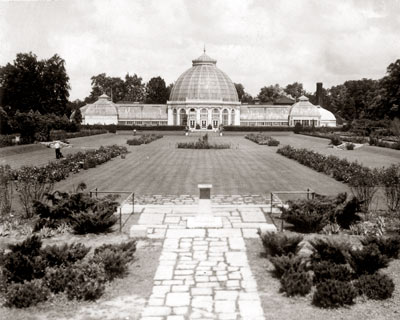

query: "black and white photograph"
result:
(0, 0), (399, 319)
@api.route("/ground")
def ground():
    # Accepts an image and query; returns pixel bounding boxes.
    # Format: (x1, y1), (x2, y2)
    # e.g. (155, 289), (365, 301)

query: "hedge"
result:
(223, 126), (294, 132)
(82, 124), (185, 131)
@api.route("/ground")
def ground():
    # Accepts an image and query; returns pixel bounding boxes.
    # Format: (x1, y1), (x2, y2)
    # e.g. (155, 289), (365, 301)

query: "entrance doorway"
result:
(201, 120), (207, 128)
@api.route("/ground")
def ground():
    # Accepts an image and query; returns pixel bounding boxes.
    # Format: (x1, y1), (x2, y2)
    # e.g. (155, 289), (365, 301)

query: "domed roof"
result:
(317, 106), (336, 121)
(289, 95), (321, 118)
(169, 51), (239, 102)
(85, 94), (118, 116)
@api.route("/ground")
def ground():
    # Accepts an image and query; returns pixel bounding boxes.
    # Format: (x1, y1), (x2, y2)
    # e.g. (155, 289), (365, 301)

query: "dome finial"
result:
(203, 44), (206, 54)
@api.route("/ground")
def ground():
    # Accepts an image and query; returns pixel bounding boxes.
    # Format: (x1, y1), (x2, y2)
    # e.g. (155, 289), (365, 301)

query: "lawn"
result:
(46, 133), (349, 198)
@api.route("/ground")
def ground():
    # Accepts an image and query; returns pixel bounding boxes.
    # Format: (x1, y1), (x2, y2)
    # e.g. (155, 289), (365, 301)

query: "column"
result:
(196, 108), (201, 125)
(177, 109), (180, 126)
(228, 109), (232, 125)
(167, 107), (173, 125)
(208, 108), (212, 127)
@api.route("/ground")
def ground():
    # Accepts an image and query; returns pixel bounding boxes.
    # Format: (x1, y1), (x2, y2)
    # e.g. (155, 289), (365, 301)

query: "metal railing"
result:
(269, 189), (316, 231)
(89, 188), (134, 232)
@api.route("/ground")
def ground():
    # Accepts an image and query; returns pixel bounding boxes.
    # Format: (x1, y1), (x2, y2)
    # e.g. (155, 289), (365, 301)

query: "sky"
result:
(1, 0), (400, 101)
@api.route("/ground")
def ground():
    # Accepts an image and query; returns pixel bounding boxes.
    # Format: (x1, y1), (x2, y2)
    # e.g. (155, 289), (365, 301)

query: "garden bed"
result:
(246, 133), (280, 146)
(177, 134), (230, 149)
(127, 134), (163, 146)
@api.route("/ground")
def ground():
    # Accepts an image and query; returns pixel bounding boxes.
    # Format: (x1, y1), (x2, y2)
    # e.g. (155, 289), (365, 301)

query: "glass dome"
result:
(169, 52), (239, 102)
(85, 94), (118, 116)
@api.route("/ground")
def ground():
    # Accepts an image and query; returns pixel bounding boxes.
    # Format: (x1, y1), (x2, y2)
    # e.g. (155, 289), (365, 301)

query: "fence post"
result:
(270, 193), (273, 217)
(95, 188), (98, 198)
(307, 188), (310, 200)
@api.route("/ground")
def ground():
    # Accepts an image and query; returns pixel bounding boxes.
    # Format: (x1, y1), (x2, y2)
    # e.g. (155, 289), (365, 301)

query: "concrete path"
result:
(132, 204), (276, 320)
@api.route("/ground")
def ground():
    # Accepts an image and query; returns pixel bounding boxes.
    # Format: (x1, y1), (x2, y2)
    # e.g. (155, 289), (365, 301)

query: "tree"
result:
(0, 106), (10, 134)
(0, 53), (70, 116)
(145, 76), (169, 104)
(241, 93), (254, 103)
(284, 82), (304, 100)
(71, 108), (82, 125)
(234, 83), (245, 101)
(124, 73), (145, 102)
(379, 59), (400, 119)
(89, 73), (125, 103)
(257, 84), (282, 103)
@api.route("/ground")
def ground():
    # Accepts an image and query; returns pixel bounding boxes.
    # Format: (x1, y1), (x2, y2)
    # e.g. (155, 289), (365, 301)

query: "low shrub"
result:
(5, 279), (49, 308)
(245, 133), (280, 146)
(70, 205), (118, 234)
(127, 134), (163, 146)
(348, 244), (389, 275)
(281, 198), (335, 233)
(92, 240), (136, 281)
(355, 273), (395, 300)
(65, 261), (106, 301)
(313, 280), (357, 308)
(346, 142), (355, 150)
(330, 135), (343, 146)
(269, 253), (305, 278)
(177, 134), (230, 149)
(280, 270), (312, 296)
(334, 196), (363, 229)
(260, 232), (303, 257)
(309, 238), (350, 265)
(360, 235), (400, 260)
(44, 266), (70, 294)
(312, 261), (353, 284)
(41, 243), (90, 267)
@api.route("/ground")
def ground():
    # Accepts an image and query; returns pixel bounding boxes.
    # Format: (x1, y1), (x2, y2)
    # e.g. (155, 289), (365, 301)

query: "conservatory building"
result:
(79, 51), (336, 128)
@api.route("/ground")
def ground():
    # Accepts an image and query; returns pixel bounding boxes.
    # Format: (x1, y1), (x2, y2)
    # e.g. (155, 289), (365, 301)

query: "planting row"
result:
(177, 134), (230, 149)
(126, 134), (163, 145)
(277, 145), (400, 211)
(0, 235), (136, 308)
(0, 145), (127, 218)
(245, 133), (280, 146)
(260, 231), (400, 308)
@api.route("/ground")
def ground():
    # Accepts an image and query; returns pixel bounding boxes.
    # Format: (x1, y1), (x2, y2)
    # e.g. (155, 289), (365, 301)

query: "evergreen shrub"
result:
(309, 238), (350, 265)
(65, 261), (106, 301)
(360, 235), (400, 260)
(348, 244), (389, 275)
(312, 261), (353, 284)
(355, 273), (394, 300)
(5, 279), (49, 308)
(313, 280), (357, 308)
(269, 253), (305, 278)
(280, 270), (312, 296)
(260, 232), (303, 257)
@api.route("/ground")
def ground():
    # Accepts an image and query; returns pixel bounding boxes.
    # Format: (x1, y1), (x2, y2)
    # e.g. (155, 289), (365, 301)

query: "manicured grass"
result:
(41, 134), (350, 198)
(3, 132), (398, 200)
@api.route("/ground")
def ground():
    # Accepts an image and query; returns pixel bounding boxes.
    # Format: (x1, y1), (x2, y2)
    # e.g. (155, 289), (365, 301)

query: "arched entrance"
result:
(200, 108), (208, 129)
(189, 109), (196, 128)
(212, 108), (219, 128)
(179, 109), (187, 126)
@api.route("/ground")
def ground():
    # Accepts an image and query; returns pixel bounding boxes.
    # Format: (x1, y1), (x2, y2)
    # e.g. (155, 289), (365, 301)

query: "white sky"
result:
(1, 0), (400, 100)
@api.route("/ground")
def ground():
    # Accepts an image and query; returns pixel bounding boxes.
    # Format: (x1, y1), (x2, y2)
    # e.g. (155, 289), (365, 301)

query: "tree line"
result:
(1, 52), (399, 126)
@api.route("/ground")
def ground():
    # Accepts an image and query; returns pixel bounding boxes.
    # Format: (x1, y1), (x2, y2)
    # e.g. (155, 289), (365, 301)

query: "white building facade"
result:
(79, 52), (336, 128)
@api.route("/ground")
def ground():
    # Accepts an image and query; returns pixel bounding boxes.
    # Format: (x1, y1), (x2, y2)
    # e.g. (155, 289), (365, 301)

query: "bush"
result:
(348, 244), (389, 275)
(309, 238), (350, 265)
(355, 273), (395, 300)
(269, 253), (305, 278)
(294, 123), (302, 134)
(177, 134), (230, 149)
(65, 261), (106, 301)
(280, 270), (312, 296)
(346, 142), (355, 150)
(5, 279), (49, 308)
(195, 123), (200, 129)
(281, 198), (335, 233)
(330, 135), (343, 146)
(70, 206), (118, 235)
(41, 243), (90, 267)
(348, 168), (379, 212)
(260, 232), (303, 257)
(44, 266), (70, 294)
(92, 240), (136, 281)
(0, 165), (13, 217)
(245, 133), (280, 146)
(334, 196), (363, 229)
(312, 261), (353, 284)
(313, 280), (357, 308)
(360, 235), (400, 260)
(127, 134), (163, 146)
(380, 164), (400, 212)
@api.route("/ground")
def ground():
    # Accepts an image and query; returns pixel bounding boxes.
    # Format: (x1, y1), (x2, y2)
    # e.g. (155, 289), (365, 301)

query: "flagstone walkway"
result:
(131, 204), (277, 320)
